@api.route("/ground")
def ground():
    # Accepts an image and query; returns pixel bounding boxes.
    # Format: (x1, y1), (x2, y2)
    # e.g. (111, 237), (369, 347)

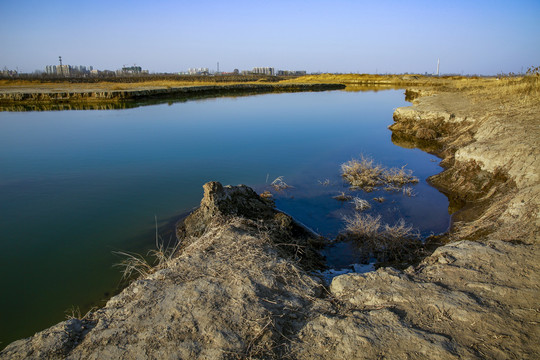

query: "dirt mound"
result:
(1, 182), (328, 359)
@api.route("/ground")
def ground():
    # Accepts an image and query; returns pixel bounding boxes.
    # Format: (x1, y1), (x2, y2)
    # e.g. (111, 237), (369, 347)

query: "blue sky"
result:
(1, 0), (539, 75)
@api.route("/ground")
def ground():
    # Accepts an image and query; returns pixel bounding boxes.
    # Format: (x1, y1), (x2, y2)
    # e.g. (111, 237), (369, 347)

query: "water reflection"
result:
(0, 87), (343, 112)
(344, 84), (403, 92)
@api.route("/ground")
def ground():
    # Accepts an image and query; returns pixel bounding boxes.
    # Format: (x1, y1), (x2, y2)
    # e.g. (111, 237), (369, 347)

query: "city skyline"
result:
(1, 0), (539, 75)
(36, 63), (303, 77)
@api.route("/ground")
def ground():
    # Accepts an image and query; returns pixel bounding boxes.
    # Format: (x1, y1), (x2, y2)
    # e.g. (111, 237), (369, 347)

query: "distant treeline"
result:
(0, 73), (296, 84)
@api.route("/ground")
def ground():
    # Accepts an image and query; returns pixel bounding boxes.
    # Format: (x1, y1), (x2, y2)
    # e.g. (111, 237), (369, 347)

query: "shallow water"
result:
(0, 89), (449, 346)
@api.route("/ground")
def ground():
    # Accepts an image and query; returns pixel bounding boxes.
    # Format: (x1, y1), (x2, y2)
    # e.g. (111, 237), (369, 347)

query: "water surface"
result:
(0, 89), (449, 346)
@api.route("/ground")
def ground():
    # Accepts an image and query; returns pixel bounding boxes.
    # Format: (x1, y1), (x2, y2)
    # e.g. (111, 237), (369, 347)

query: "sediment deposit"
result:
(2, 85), (538, 359)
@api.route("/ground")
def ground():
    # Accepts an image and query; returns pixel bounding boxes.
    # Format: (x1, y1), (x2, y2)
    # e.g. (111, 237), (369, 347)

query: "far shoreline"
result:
(0, 73), (499, 109)
(0, 82), (346, 107)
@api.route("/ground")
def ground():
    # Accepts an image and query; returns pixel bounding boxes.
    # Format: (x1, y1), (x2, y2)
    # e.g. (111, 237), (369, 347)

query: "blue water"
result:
(0, 89), (449, 346)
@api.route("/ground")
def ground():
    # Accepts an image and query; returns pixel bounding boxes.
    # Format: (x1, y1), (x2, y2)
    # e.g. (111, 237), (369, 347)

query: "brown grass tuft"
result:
(114, 218), (181, 282)
(402, 186), (417, 197)
(333, 192), (353, 201)
(382, 166), (419, 186)
(341, 155), (418, 192)
(342, 214), (421, 262)
(351, 197), (371, 211)
(270, 176), (291, 191)
(341, 155), (383, 191)
(447, 71), (540, 106)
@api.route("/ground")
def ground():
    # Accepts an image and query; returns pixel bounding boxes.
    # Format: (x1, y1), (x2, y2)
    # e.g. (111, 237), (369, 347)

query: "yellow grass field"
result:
(1, 72), (538, 106)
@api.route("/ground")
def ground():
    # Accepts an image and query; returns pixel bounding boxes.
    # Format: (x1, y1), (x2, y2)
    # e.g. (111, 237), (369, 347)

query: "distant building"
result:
(45, 65), (56, 75)
(45, 64), (93, 76)
(57, 65), (71, 76)
(71, 65), (92, 74)
(277, 70), (306, 76)
(252, 67), (274, 76)
(1, 68), (18, 77)
(119, 66), (142, 75)
(188, 67), (209, 75)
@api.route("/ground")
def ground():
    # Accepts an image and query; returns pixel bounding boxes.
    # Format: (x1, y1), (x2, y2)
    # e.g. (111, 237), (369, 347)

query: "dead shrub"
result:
(114, 218), (181, 282)
(343, 213), (382, 239)
(333, 192), (353, 201)
(351, 197), (371, 211)
(341, 156), (383, 191)
(271, 176), (290, 191)
(341, 155), (418, 192)
(318, 179), (331, 186)
(341, 213), (421, 263)
(402, 186), (417, 197)
(381, 166), (419, 186)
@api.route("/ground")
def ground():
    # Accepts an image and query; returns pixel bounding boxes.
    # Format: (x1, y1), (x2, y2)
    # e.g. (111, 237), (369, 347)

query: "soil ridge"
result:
(0, 83), (345, 104)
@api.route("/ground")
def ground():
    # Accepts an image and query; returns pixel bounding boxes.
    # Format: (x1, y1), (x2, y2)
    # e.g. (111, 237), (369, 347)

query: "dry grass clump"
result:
(259, 190), (275, 206)
(271, 176), (291, 191)
(333, 192), (353, 201)
(260, 190), (273, 199)
(341, 213), (421, 262)
(351, 197), (371, 211)
(341, 156), (384, 191)
(341, 156), (419, 192)
(113, 250), (154, 280)
(382, 166), (419, 186)
(318, 179), (331, 186)
(383, 184), (401, 192)
(114, 219), (182, 281)
(450, 68), (540, 106)
(402, 186), (417, 197)
(65, 305), (97, 321)
(343, 213), (382, 239)
(114, 239), (181, 281)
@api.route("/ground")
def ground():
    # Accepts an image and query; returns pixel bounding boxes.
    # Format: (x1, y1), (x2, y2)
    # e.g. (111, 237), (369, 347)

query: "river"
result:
(0, 88), (449, 346)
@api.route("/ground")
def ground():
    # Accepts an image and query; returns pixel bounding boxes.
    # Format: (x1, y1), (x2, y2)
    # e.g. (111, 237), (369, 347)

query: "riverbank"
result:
(1, 76), (539, 359)
(0, 82), (345, 105)
(0, 73), (473, 106)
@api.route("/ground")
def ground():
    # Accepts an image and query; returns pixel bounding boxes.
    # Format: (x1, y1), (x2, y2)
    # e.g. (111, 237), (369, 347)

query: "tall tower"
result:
(59, 56), (63, 76)
(437, 58), (440, 76)
(217, 62), (220, 73)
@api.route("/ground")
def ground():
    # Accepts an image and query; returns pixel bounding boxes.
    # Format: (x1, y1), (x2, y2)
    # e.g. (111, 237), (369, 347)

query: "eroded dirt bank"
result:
(1, 85), (539, 359)
(0, 83), (345, 105)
